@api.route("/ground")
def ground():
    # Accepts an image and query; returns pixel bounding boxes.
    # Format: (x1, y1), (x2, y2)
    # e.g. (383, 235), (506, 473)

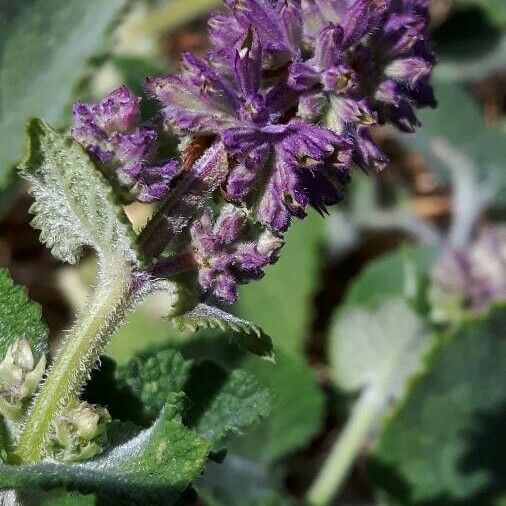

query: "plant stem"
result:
(306, 388), (384, 506)
(15, 258), (133, 464)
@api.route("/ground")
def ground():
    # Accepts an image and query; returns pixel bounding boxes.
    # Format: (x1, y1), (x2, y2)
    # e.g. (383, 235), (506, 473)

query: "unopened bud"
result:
(48, 400), (111, 462)
(0, 338), (46, 422)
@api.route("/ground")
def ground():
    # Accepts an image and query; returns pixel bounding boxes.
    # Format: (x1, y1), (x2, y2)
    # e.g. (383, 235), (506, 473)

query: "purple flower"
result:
(291, 0), (434, 165)
(148, 27), (352, 231)
(433, 227), (506, 312)
(148, 0), (434, 231)
(189, 205), (283, 302)
(67, 0), (436, 308)
(72, 86), (181, 202)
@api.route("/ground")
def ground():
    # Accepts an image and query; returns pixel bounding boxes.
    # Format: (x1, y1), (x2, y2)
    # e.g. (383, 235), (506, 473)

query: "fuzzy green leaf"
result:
(171, 304), (274, 360)
(8, 490), (96, 506)
(0, 407), (209, 505)
(0, 0), (128, 186)
(371, 305), (506, 506)
(115, 349), (192, 425)
(184, 361), (271, 446)
(177, 338), (324, 504)
(0, 268), (48, 358)
(87, 349), (270, 448)
(330, 299), (428, 398)
(228, 350), (324, 465)
(18, 119), (138, 265)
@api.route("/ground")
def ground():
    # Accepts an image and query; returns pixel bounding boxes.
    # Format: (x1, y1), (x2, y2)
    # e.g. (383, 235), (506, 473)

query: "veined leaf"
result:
(171, 304), (274, 360)
(0, 407), (209, 505)
(0, 268), (48, 359)
(115, 349), (192, 425)
(176, 338), (324, 503)
(86, 348), (270, 448)
(184, 361), (271, 446)
(18, 119), (138, 265)
(371, 305), (506, 506)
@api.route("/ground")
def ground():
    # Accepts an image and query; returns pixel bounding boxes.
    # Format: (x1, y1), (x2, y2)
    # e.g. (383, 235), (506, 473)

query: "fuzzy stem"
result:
(15, 257), (133, 464)
(306, 388), (384, 506)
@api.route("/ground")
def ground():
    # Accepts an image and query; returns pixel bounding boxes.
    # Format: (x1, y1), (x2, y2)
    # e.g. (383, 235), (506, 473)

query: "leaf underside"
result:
(330, 299), (428, 398)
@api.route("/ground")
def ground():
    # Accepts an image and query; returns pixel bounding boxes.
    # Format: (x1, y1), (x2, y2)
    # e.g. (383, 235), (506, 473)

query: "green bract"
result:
(19, 119), (138, 266)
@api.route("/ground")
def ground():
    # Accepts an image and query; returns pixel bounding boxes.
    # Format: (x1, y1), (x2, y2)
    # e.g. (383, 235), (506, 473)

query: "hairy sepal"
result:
(139, 141), (229, 259)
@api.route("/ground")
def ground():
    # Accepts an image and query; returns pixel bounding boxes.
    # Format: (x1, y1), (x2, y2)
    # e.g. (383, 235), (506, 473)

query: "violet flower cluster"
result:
(433, 227), (506, 312)
(71, 0), (435, 303)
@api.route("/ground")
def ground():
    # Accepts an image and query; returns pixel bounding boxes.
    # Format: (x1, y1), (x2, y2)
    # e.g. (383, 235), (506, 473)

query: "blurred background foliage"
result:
(0, 0), (505, 504)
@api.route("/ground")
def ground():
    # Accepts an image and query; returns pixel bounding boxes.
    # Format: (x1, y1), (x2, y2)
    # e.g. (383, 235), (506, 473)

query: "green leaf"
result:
(371, 305), (506, 506)
(0, 268), (48, 358)
(18, 119), (138, 265)
(179, 336), (325, 462)
(184, 361), (271, 446)
(179, 338), (324, 504)
(229, 350), (324, 464)
(87, 348), (270, 448)
(0, 407), (209, 505)
(330, 299), (428, 399)
(115, 348), (192, 425)
(453, 0), (506, 26)
(11, 490), (96, 506)
(171, 304), (274, 360)
(0, 0), (128, 186)
(343, 246), (437, 311)
(237, 212), (325, 355)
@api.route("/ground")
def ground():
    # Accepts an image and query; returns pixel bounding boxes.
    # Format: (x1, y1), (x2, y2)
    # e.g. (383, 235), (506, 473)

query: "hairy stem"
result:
(15, 257), (134, 464)
(306, 388), (384, 506)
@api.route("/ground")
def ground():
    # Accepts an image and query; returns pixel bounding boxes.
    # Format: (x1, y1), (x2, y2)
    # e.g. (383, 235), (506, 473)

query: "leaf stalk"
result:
(306, 388), (384, 506)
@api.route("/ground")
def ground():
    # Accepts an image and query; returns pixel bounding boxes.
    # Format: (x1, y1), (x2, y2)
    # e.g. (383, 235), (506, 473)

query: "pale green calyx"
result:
(47, 400), (112, 462)
(0, 338), (46, 422)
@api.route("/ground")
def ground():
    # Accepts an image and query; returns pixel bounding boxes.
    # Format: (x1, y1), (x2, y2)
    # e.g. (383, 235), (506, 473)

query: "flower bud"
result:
(0, 339), (46, 422)
(48, 400), (111, 462)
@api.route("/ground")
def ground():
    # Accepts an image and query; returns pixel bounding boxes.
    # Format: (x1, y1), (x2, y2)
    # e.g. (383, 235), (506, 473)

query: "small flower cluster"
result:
(71, 0), (435, 303)
(189, 205), (283, 303)
(72, 86), (181, 202)
(432, 227), (506, 316)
